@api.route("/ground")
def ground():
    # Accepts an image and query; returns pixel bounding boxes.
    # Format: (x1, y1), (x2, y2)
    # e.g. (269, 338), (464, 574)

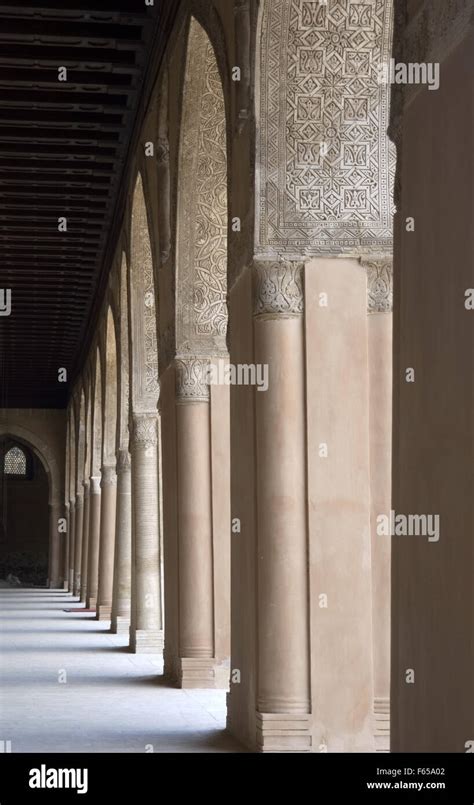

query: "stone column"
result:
(111, 449), (132, 634)
(48, 501), (62, 589)
(86, 476), (101, 610)
(365, 259), (393, 751)
(253, 261), (311, 751)
(129, 413), (163, 653)
(73, 492), (84, 596)
(96, 464), (117, 621)
(68, 498), (76, 594)
(80, 480), (90, 604)
(63, 502), (70, 591)
(175, 359), (215, 686)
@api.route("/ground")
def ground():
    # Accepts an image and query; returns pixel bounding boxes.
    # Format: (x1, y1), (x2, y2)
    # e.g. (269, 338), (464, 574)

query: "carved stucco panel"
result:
(177, 20), (228, 356)
(257, 0), (395, 256)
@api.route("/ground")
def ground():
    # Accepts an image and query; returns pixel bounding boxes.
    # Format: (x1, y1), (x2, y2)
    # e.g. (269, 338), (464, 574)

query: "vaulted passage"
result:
(0, 0), (472, 755)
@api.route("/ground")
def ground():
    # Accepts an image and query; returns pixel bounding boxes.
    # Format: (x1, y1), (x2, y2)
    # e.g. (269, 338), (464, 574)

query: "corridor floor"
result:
(0, 588), (243, 753)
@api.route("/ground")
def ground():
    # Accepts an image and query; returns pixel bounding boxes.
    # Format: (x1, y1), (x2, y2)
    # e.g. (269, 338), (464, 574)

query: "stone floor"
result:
(0, 588), (243, 753)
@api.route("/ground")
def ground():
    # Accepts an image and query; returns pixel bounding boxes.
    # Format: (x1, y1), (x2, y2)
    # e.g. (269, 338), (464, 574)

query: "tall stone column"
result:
(68, 498), (76, 594)
(62, 502), (70, 591)
(80, 480), (90, 604)
(365, 259), (393, 751)
(96, 464), (117, 621)
(73, 492), (84, 596)
(175, 359), (215, 686)
(129, 413), (163, 653)
(253, 261), (311, 751)
(48, 501), (62, 589)
(111, 449), (132, 634)
(86, 476), (101, 610)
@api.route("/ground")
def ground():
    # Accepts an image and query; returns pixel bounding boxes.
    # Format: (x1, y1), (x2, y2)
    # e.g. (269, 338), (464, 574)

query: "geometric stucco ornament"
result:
(253, 261), (304, 318)
(362, 259), (393, 313)
(257, 0), (395, 256)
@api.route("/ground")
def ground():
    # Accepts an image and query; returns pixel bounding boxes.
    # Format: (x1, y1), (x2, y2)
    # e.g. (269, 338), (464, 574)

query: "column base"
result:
(374, 697), (390, 753)
(176, 657), (220, 689)
(256, 713), (312, 753)
(129, 628), (164, 654)
(111, 615), (130, 635)
(96, 604), (112, 621)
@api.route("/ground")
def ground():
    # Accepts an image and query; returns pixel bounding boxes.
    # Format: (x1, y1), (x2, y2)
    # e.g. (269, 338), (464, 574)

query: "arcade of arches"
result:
(0, 0), (472, 754)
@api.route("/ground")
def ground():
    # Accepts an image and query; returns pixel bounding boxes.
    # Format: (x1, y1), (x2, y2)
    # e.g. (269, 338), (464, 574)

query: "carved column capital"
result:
(131, 413), (158, 449)
(253, 261), (304, 318)
(90, 476), (101, 496)
(100, 465), (117, 488)
(362, 259), (393, 313)
(116, 448), (132, 472)
(82, 479), (90, 496)
(175, 357), (210, 403)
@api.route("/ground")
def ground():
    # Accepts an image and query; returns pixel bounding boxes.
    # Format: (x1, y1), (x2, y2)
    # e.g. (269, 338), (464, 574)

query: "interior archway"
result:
(0, 435), (50, 586)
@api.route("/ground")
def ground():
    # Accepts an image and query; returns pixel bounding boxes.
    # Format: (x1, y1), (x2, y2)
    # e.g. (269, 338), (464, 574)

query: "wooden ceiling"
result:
(0, 0), (178, 408)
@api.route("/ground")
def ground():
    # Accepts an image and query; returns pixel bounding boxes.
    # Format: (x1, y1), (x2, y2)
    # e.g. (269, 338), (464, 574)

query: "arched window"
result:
(3, 445), (30, 478)
(0, 439), (33, 481)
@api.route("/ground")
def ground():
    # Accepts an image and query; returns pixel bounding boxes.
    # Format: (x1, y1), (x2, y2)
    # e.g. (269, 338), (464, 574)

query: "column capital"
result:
(100, 465), (117, 488)
(253, 260), (304, 319)
(82, 479), (90, 494)
(175, 357), (210, 403)
(90, 476), (101, 496)
(131, 412), (158, 449)
(116, 448), (131, 472)
(362, 258), (393, 314)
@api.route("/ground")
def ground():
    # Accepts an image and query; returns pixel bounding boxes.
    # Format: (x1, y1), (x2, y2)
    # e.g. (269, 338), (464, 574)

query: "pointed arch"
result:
(91, 347), (102, 477)
(75, 387), (86, 494)
(129, 173), (159, 412)
(118, 253), (130, 450)
(68, 406), (76, 504)
(103, 307), (118, 465)
(176, 17), (228, 356)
